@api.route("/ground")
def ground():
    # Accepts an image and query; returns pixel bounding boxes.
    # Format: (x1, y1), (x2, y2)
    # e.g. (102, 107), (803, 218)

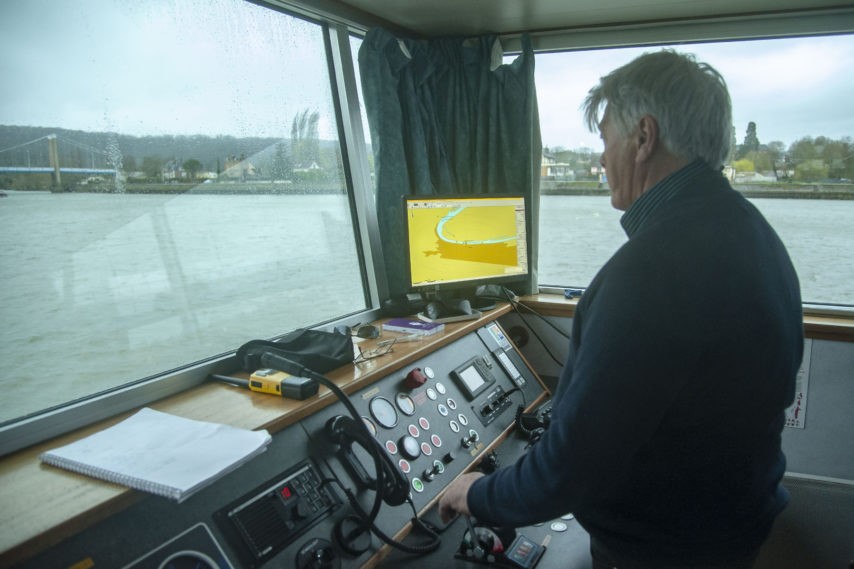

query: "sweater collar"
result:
(620, 159), (709, 237)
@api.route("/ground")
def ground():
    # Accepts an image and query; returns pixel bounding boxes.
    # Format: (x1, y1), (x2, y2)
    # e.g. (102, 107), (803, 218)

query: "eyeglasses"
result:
(354, 338), (396, 364)
(334, 323), (380, 339)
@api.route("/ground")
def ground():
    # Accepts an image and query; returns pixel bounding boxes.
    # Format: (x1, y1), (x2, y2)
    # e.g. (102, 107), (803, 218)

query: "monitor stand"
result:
(418, 290), (483, 323)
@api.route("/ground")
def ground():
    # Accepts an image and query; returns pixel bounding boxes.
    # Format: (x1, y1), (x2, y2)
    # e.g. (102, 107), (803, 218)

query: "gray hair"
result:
(583, 50), (733, 169)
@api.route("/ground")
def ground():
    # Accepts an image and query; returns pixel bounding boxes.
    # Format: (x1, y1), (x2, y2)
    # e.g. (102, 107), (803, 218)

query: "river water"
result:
(0, 191), (851, 423)
(539, 194), (854, 305)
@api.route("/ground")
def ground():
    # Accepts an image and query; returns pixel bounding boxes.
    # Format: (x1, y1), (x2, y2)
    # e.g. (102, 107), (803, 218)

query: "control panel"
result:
(214, 460), (340, 568)
(17, 320), (591, 569)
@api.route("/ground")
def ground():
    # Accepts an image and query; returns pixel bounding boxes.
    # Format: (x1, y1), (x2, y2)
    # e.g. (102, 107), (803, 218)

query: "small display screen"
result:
(459, 365), (485, 393)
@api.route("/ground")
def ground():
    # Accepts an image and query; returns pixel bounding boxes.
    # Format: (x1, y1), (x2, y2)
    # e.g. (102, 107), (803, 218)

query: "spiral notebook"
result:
(39, 407), (272, 502)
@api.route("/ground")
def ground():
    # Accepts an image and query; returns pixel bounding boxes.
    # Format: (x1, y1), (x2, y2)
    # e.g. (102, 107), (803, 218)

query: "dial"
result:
(369, 396), (398, 429)
(395, 393), (416, 416)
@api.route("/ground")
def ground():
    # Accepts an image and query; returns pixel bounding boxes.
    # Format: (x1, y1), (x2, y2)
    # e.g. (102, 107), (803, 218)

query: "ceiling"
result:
(330, 0), (852, 37)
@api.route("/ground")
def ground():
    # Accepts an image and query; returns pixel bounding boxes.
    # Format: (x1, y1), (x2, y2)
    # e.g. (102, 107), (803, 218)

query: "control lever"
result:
(461, 429), (480, 448)
(465, 515), (485, 559)
(455, 520), (546, 569)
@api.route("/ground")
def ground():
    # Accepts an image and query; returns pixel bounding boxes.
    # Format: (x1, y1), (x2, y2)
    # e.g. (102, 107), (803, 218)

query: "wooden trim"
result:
(518, 294), (854, 343)
(803, 314), (854, 343)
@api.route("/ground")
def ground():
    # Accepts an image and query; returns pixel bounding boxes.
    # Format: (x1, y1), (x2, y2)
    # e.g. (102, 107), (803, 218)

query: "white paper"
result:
(40, 408), (271, 501)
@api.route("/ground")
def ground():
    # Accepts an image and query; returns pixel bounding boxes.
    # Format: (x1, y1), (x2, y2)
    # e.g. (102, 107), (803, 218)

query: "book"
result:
(39, 407), (272, 503)
(382, 317), (445, 336)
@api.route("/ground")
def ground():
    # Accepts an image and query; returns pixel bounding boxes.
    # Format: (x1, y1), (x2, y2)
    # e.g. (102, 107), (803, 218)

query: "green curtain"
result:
(359, 28), (541, 298)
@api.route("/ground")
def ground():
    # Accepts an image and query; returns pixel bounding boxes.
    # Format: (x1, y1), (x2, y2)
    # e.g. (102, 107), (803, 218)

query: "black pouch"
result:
(236, 328), (354, 374)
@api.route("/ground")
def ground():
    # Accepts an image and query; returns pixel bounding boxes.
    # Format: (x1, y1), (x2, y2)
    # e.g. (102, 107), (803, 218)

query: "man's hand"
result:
(438, 472), (485, 523)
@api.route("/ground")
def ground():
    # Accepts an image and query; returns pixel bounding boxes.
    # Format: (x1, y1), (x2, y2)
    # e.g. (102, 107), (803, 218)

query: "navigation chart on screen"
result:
(406, 196), (528, 287)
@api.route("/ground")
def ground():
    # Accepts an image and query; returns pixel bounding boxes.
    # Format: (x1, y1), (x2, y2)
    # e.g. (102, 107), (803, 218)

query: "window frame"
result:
(0, 3), (382, 457)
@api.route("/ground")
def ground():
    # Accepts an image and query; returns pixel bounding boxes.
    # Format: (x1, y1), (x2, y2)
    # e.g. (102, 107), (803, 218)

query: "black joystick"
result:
(295, 538), (340, 569)
(461, 429), (479, 448)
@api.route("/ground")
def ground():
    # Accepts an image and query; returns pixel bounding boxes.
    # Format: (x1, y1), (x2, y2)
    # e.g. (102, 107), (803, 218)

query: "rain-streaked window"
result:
(0, 0), (366, 424)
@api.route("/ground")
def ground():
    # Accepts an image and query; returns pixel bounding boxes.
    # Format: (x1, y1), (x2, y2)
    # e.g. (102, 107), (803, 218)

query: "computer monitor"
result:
(403, 194), (529, 298)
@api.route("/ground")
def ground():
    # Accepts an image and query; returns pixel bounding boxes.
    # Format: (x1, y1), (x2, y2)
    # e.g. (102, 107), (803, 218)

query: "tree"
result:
(788, 137), (818, 162)
(291, 108), (320, 168)
(123, 155), (137, 172)
(729, 125), (738, 164)
(744, 150), (772, 173)
(182, 158), (202, 180)
(142, 156), (164, 181)
(740, 121), (759, 158)
(766, 141), (786, 179)
(794, 160), (828, 182)
(271, 142), (291, 181)
(732, 158), (755, 173)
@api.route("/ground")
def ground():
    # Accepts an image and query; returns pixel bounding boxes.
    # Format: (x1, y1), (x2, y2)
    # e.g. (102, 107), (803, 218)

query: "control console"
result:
(17, 320), (594, 569)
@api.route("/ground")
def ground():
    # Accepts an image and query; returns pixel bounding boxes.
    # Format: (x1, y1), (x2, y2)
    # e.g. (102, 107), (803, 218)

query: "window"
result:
(535, 35), (854, 307)
(0, 0), (368, 428)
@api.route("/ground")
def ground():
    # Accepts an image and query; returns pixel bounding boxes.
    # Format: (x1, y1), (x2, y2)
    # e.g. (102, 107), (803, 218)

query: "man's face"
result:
(599, 108), (639, 211)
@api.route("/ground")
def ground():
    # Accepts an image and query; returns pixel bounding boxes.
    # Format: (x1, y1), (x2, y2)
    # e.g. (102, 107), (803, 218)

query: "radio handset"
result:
(325, 415), (410, 507)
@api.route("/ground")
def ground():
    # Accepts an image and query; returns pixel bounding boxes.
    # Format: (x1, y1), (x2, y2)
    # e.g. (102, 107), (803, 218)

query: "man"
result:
(438, 50), (804, 569)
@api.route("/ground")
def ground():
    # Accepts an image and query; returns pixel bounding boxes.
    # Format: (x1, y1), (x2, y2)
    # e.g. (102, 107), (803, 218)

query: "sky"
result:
(533, 36), (854, 151)
(1, 0), (852, 153)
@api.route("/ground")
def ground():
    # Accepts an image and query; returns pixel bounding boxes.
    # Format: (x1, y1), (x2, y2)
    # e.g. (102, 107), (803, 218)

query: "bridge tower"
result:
(47, 134), (62, 192)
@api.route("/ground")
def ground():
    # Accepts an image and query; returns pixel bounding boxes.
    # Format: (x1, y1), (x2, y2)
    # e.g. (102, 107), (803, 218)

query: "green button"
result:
(411, 478), (424, 492)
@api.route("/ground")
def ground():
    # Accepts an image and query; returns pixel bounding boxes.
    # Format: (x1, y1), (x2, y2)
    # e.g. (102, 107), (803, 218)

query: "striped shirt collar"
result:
(620, 159), (709, 237)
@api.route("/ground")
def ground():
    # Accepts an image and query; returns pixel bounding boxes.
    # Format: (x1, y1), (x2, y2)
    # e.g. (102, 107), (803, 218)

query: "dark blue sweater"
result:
(467, 161), (804, 565)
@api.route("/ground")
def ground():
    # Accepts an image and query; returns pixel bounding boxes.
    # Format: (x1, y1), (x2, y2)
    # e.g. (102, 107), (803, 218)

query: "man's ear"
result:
(635, 115), (658, 163)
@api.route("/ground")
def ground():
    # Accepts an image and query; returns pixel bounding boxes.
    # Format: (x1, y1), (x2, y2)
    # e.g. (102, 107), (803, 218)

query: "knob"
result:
(292, 497), (310, 520)
(399, 435), (421, 460)
(296, 538), (340, 569)
(405, 368), (428, 389)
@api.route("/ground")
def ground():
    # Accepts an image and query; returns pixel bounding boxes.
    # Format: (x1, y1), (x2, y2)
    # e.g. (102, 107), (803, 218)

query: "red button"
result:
(385, 440), (398, 454)
(421, 442), (433, 456)
(431, 434), (442, 447)
(408, 424), (420, 437)
(398, 459), (411, 473)
(419, 417), (430, 430)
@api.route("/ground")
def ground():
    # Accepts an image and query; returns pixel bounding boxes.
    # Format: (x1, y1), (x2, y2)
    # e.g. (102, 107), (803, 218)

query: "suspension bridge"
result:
(0, 134), (118, 191)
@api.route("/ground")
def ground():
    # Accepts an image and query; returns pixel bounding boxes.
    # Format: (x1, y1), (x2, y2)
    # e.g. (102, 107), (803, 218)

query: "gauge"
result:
(370, 396), (398, 429)
(362, 416), (377, 437)
(396, 393), (416, 416)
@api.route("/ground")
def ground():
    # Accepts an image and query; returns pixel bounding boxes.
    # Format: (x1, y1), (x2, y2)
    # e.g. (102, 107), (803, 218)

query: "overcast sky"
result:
(535, 36), (854, 150)
(1, 0), (852, 153)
